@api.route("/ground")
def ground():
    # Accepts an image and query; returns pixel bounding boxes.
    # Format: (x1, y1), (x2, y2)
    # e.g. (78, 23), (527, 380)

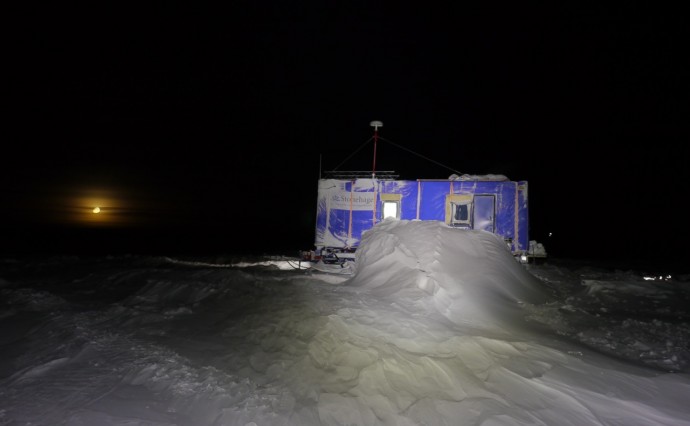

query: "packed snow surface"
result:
(1, 220), (689, 425)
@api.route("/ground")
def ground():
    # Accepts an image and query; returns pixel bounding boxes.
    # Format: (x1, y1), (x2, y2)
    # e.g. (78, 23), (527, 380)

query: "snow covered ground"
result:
(1, 220), (689, 425)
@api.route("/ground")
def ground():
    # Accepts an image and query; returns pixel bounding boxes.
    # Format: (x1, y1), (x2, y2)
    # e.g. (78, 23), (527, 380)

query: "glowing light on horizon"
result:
(55, 186), (141, 226)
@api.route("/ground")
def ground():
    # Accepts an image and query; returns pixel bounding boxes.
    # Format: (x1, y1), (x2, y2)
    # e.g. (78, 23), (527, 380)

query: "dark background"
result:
(2, 3), (686, 268)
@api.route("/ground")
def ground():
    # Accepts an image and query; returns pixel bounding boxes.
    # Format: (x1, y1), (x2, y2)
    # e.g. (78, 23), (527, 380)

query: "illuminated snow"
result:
(1, 220), (689, 425)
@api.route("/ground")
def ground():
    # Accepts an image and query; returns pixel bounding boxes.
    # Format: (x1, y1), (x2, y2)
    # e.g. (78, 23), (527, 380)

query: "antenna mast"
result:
(370, 120), (383, 178)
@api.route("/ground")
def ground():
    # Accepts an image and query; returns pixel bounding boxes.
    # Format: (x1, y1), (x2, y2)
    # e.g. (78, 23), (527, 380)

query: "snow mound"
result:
(349, 220), (550, 330)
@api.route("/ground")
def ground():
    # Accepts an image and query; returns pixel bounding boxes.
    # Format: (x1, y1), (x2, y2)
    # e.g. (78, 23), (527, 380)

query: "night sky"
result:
(3, 4), (686, 266)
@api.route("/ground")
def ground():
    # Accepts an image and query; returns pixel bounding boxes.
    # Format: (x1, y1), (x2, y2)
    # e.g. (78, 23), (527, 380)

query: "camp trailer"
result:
(306, 172), (542, 264)
(303, 122), (546, 268)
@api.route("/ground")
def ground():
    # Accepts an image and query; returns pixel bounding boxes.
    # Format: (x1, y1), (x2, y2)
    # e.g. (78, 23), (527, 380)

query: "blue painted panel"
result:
(314, 177), (531, 255)
(418, 181), (447, 221)
(328, 208), (351, 247)
(314, 195), (328, 244)
(351, 209), (374, 245)
(488, 182), (513, 245)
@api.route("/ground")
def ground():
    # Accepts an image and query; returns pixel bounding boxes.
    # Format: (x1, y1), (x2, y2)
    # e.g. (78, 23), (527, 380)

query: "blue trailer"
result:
(309, 172), (539, 264)
(304, 121), (545, 267)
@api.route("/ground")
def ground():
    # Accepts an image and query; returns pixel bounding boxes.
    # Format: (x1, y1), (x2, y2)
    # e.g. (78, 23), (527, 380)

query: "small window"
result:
(450, 202), (471, 227)
(445, 194), (473, 228)
(382, 201), (399, 219)
(380, 193), (402, 219)
(454, 204), (468, 221)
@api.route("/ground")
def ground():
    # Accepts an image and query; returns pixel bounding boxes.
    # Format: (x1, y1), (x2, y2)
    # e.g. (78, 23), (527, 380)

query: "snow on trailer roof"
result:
(448, 173), (510, 181)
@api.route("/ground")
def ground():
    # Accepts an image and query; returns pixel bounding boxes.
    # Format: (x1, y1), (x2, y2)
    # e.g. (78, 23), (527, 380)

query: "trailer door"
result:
(473, 195), (495, 233)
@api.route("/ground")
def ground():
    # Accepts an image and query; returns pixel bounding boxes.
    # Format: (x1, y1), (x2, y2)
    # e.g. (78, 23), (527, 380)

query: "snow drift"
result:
(350, 219), (550, 331)
(1, 221), (689, 425)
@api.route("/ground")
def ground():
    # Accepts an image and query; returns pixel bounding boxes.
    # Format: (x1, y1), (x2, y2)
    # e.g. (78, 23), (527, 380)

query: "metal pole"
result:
(372, 129), (378, 178)
(370, 121), (383, 178)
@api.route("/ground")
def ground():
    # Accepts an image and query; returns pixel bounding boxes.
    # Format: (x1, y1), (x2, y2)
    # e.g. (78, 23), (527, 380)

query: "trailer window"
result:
(450, 202), (471, 227)
(382, 201), (399, 219)
(454, 204), (468, 221)
(445, 194), (473, 228)
(380, 193), (402, 220)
